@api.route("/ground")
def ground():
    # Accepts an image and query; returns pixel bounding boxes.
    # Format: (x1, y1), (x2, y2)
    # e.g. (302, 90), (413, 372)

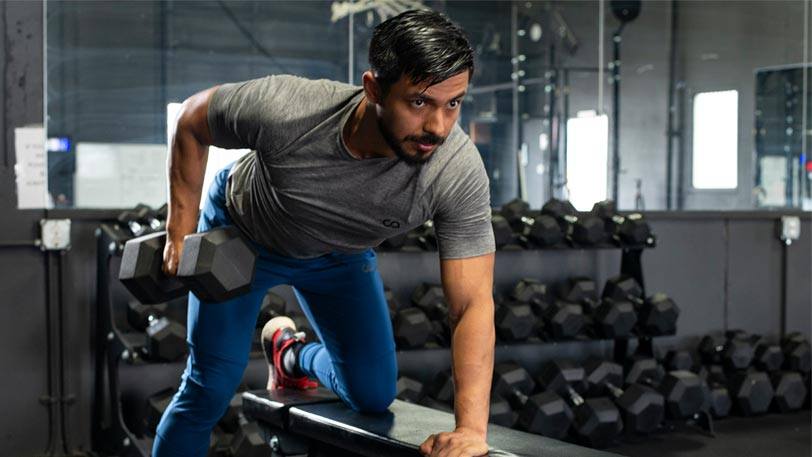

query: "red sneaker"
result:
(261, 316), (318, 390)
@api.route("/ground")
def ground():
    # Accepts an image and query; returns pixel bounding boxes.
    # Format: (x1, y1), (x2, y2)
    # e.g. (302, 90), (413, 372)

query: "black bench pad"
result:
(243, 389), (621, 457)
(241, 387), (340, 428)
(290, 400), (621, 457)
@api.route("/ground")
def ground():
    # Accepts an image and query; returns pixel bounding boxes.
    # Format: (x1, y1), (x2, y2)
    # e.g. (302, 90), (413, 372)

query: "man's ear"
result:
(362, 71), (383, 105)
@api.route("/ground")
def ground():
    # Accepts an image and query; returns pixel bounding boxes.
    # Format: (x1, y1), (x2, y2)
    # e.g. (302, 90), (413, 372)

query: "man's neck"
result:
(343, 97), (394, 160)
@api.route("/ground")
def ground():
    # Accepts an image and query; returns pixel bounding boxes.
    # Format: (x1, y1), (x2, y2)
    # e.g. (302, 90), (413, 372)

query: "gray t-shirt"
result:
(207, 74), (495, 260)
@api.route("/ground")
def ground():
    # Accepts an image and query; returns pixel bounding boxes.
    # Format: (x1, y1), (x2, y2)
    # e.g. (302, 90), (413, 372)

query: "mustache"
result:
(406, 134), (445, 146)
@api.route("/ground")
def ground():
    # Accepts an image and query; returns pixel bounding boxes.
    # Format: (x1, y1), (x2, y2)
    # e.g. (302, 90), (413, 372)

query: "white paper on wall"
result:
(14, 125), (50, 209)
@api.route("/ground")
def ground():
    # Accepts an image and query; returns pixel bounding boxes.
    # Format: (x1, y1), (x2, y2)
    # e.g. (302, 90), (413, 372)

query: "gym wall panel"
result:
(785, 219), (812, 337)
(642, 219), (728, 340)
(0, 250), (49, 456)
(726, 220), (784, 337)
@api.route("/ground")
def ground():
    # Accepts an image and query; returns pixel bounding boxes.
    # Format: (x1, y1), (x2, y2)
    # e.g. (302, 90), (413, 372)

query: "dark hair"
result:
(368, 9), (474, 94)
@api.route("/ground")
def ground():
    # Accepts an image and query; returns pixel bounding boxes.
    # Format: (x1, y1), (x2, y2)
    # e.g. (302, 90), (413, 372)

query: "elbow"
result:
(447, 294), (495, 329)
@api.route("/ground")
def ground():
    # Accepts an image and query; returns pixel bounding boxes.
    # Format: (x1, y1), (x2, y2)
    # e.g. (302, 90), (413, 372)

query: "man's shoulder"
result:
(266, 74), (360, 98)
(428, 124), (484, 178)
(219, 74), (360, 107)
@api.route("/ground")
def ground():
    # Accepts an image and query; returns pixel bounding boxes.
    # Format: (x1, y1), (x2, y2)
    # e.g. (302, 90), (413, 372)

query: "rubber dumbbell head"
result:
(396, 376), (426, 404)
(584, 359), (664, 434)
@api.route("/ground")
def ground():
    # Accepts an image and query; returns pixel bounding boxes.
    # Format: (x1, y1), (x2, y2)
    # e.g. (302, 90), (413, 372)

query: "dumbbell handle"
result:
(560, 214), (579, 224)
(131, 315), (161, 332)
(145, 314), (167, 327)
(603, 381), (624, 400)
(563, 385), (585, 407)
(502, 387), (530, 411)
(609, 292), (644, 306)
(635, 376), (667, 391)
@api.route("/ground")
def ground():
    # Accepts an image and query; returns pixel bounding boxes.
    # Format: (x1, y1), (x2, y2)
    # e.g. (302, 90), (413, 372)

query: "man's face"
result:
(374, 71), (469, 165)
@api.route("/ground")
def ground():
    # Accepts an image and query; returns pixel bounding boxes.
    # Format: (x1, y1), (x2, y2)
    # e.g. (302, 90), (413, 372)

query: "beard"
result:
(377, 117), (445, 166)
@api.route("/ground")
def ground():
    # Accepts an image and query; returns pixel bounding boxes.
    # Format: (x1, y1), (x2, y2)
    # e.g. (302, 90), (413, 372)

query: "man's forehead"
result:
(399, 72), (469, 97)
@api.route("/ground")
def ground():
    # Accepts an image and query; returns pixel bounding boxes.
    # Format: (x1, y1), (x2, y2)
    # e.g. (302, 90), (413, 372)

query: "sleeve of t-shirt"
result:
(206, 74), (328, 156)
(432, 142), (496, 260)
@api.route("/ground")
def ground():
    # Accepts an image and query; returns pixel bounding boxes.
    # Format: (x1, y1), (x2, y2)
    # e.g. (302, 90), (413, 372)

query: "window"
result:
(692, 90), (738, 189)
(566, 112), (609, 211)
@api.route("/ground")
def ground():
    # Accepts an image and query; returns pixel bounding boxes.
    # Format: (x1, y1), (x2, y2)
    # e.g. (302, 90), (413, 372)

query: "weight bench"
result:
(242, 388), (622, 457)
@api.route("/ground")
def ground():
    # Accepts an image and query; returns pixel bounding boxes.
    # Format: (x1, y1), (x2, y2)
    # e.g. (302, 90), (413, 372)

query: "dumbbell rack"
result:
(385, 217), (721, 435)
(614, 246), (653, 361)
(380, 224), (661, 359)
(93, 223), (154, 457)
(615, 246), (716, 436)
(93, 223), (271, 457)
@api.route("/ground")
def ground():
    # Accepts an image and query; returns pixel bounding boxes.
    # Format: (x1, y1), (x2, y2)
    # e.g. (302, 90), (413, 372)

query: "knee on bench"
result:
(343, 381), (397, 413)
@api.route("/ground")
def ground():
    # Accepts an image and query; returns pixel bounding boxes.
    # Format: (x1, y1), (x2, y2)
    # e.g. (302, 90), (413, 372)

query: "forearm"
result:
(450, 297), (495, 439)
(166, 125), (208, 241)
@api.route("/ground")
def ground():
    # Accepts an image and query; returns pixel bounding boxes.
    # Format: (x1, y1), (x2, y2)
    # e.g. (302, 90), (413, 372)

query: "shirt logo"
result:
(382, 219), (401, 228)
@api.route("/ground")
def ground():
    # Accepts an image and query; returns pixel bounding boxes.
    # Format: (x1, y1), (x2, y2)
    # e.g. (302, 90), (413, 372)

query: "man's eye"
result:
(411, 99), (425, 108)
(449, 100), (461, 109)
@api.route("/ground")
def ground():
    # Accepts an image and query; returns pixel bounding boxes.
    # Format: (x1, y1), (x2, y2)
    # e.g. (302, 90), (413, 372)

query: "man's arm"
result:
(163, 86), (217, 275)
(441, 252), (496, 439)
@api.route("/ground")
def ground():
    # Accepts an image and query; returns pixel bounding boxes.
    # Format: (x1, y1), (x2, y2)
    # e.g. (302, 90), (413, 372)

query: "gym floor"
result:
(614, 411), (811, 457)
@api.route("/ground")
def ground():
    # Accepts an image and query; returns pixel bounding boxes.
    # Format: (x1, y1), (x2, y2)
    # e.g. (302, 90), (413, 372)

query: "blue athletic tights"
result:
(152, 163), (398, 457)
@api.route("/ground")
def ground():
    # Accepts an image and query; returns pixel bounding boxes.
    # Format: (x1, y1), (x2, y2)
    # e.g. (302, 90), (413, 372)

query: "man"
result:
(156, 9), (495, 457)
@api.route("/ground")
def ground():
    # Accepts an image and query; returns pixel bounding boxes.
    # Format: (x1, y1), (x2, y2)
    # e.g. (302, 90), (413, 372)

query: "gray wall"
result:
(0, 1), (810, 456)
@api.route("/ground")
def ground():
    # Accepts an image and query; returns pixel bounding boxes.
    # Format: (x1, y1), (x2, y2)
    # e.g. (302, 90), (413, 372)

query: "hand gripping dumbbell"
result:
(119, 227), (257, 304)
